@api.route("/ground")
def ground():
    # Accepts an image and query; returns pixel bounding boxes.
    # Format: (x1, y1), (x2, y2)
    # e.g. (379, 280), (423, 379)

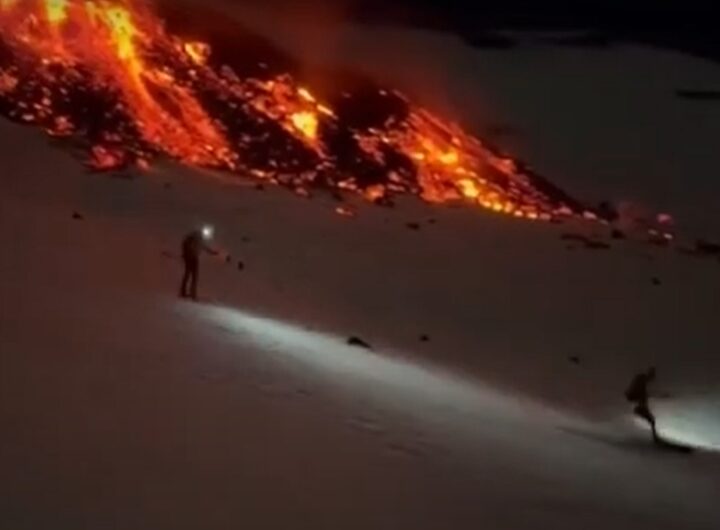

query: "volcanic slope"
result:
(2, 115), (720, 529)
(3, 8), (720, 530)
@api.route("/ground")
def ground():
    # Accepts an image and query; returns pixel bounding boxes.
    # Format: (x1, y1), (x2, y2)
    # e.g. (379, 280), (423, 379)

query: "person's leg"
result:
(646, 407), (660, 443)
(634, 404), (660, 442)
(180, 259), (190, 298)
(189, 260), (199, 300)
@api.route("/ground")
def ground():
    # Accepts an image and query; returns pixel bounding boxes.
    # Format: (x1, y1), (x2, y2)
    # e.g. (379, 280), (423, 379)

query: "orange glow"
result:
(0, 0), (588, 221)
(45, 0), (67, 24)
(335, 205), (355, 217)
(297, 87), (315, 103)
(290, 111), (319, 140)
(183, 40), (210, 65)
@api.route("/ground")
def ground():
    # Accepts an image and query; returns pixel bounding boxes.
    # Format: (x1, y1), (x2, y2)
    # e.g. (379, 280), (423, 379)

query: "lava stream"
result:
(0, 0), (591, 220)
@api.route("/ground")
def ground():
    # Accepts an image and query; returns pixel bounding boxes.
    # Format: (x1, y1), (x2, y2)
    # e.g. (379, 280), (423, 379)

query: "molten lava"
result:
(0, 0), (591, 220)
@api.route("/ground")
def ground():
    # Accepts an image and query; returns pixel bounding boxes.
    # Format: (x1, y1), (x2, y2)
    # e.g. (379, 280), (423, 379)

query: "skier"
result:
(179, 225), (219, 300)
(625, 366), (660, 443)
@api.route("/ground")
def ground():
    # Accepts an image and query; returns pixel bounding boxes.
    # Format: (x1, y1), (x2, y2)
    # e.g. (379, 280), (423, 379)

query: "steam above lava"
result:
(0, 0), (591, 220)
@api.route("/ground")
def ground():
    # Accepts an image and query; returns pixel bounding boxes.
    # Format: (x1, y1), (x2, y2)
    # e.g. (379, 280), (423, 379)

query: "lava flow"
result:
(0, 0), (593, 220)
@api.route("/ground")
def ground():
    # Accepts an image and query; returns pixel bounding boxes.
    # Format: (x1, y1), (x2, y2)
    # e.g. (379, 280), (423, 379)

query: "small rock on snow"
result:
(347, 336), (372, 350)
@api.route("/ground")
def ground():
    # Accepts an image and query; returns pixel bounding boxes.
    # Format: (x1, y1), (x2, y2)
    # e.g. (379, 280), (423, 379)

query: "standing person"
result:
(179, 225), (218, 300)
(625, 367), (660, 443)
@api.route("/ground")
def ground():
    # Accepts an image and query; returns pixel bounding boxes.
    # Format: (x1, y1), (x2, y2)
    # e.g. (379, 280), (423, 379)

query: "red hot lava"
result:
(0, 0), (593, 220)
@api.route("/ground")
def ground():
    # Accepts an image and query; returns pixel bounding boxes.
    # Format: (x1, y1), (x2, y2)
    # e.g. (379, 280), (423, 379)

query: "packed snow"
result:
(1, 9), (720, 529)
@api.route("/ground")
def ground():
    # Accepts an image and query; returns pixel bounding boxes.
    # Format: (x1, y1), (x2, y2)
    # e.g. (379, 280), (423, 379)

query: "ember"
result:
(0, 0), (593, 220)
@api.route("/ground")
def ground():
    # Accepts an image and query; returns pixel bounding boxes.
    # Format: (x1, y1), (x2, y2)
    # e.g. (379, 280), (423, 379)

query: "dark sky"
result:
(351, 0), (714, 27)
(228, 0), (718, 61)
(336, 0), (720, 61)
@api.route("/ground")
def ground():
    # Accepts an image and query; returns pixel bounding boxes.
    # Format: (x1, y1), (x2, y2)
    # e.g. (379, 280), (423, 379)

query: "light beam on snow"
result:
(197, 305), (574, 430)
(654, 397), (720, 452)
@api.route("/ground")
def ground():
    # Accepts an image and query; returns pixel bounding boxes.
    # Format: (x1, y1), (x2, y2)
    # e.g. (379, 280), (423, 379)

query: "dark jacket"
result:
(625, 373), (651, 403)
(182, 231), (213, 261)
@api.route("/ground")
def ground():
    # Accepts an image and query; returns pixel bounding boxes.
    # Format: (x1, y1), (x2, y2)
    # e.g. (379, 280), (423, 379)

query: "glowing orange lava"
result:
(0, 0), (590, 220)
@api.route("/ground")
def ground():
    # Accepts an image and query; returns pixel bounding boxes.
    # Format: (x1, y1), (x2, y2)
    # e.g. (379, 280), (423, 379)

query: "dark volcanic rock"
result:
(72, 211), (84, 220)
(696, 239), (720, 256)
(676, 89), (720, 101)
(347, 336), (372, 350)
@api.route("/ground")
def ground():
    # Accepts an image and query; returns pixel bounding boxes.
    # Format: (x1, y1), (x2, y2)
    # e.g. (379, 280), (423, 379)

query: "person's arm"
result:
(202, 243), (220, 256)
(203, 243), (232, 262)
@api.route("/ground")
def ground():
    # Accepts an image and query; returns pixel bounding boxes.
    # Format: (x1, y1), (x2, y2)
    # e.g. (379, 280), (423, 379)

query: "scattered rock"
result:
(72, 211), (84, 221)
(406, 222), (421, 231)
(237, 261), (245, 271)
(652, 277), (662, 286)
(347, 336), (372, 350)
(419, 335), (430, 343)
(427, 218), (437, 225)
(676, 89), (720, 101)
(696, 239), (720, 256)
(241, 236), (251, 243)
(225, 255), (232, 264)
(569, 355), (581, 365)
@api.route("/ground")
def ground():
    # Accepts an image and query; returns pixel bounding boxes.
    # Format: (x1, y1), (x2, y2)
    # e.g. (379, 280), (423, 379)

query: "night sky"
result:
(240, 0), (719, 62)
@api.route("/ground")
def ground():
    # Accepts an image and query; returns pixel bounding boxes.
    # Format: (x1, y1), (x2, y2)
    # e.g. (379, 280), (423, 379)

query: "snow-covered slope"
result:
(2, 16), (720, 530)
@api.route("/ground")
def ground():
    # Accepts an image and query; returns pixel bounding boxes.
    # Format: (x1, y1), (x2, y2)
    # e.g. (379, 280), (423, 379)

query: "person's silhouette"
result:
(625, 367), (660, 443)
(179, 226), (217, 300)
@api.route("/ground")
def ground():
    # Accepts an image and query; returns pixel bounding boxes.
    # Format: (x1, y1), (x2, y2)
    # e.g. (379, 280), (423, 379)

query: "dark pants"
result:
(180, 256), (199, 299)
(634, 402), (659, 442)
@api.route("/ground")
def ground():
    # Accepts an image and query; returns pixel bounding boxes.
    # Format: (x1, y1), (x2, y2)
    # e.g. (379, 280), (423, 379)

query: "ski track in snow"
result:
(2, 16), (720, 529)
